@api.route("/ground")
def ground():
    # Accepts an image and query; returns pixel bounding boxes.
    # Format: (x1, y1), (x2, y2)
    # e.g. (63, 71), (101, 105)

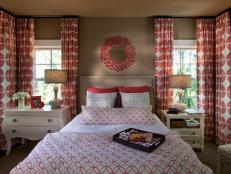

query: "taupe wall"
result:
(34, 17), (196, 76)
(79, 17), (154, 76)
(174, 18), (196, 39)
(35, 18), (61, 39)
(34, 17), (196, 40)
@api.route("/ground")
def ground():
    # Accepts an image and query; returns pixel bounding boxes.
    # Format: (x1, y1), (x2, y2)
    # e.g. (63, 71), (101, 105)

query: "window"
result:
(34, 40), (62, 104)
(173, 40), (197, 108)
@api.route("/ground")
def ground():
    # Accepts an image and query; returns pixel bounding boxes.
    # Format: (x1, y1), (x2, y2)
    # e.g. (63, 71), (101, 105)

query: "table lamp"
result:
(45, 69), (67, 109)
(169, 75), (191, 112)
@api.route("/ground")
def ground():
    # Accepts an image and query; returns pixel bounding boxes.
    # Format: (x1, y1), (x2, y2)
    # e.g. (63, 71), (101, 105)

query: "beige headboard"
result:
(80, 76), (154, 108)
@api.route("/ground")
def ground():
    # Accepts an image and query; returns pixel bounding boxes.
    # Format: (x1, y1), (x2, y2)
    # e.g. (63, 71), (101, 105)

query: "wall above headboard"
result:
(79, 17), (154, 76)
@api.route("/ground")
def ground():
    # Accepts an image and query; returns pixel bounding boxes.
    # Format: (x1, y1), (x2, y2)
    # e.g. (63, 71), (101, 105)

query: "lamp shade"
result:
(169, 75), (191, 88)
(45, 69), (67, 83)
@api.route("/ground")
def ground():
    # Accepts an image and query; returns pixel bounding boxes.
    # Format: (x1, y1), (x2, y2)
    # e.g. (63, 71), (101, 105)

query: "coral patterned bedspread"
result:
(10, 131), (213, 174)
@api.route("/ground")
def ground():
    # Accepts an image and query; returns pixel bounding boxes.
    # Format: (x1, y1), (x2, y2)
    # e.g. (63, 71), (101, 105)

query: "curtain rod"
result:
(151, 15), (215, 19)
(216, 7), (231, 17)
(16, 15), (80, 18)
(0, 7), (15, 17)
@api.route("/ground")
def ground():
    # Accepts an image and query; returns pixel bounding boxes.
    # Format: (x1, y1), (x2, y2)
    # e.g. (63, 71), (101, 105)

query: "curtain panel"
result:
(0, 11), (16, 149)
(61, 18), (79, 117)
(215, 11), (231, 144)
(196, 18), (216, 141)
(15, 18), (34, 104)
(153, 18), (174, 111)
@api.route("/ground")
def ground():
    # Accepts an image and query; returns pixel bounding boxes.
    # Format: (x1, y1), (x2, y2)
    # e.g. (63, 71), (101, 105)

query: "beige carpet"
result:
(0, 141), (231, 174)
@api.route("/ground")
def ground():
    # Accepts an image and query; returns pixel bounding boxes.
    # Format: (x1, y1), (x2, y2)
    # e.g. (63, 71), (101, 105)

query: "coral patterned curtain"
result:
(15, 18), (34, 103)
(153, 18), (173, 111)
(61, 18), (79, 117)
(0, 11), (16, 149)
(215, 11), (231, 144)
(196, 18), (216, 141)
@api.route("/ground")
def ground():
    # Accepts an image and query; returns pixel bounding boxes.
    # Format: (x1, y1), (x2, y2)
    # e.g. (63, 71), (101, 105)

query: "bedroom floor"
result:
(0, 141), (231, 174)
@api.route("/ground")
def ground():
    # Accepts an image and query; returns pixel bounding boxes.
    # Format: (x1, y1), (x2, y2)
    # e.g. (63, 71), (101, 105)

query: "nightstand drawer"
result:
(5, 126), (59, 140)
(177, 129), (200, 136)
(184, 140), (201, 148)
(6, 116), (59, 127)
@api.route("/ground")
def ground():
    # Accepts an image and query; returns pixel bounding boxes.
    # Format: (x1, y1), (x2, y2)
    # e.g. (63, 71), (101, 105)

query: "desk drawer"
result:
(6, 116), (58, 127)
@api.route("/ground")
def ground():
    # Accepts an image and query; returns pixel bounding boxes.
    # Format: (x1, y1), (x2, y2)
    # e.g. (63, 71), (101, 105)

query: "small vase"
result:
(18, 98), (25, 109)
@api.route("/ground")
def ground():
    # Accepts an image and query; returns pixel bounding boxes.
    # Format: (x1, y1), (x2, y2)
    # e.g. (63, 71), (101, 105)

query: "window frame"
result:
(33, 40), (62, 101)
(33, 40), (61, 82)
(173, 40), (197, 108)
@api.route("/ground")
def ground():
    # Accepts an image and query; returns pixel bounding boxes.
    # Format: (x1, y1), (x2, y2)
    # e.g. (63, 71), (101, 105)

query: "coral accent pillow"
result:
(79, 106), (155, 125)
(86, 87), (118, 108)
(87, 87), (118, 93)
(118, 85), (148, 93)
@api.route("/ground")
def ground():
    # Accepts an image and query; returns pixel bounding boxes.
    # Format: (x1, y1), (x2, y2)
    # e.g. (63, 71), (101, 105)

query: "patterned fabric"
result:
(10, 132), (213, 174)
(86, 91), (117, 108)
(15, 18), (34, 105)
(196, 18), (216, 141)
(61, 18), (79, 117)
(120, 92), (150, 107)
(153, 18), (173, 111)
(215, 11), (231, 145)
(80, 106), (155, 124)
(218, 144), (231, 164)
(0, 11), (16, 149)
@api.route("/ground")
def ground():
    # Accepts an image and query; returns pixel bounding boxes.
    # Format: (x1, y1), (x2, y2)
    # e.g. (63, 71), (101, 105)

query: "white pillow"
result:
(86, 91), (117, 108)
(120, 92), (150, 107)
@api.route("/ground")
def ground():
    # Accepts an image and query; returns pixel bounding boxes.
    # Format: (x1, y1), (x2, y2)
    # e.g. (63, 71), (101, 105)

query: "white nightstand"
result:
(2, 106), (71, 155)
(161, 110), (205, 151)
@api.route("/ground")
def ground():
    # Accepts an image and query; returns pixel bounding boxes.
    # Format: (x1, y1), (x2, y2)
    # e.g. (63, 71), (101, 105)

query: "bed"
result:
(10, 76), (213, 174)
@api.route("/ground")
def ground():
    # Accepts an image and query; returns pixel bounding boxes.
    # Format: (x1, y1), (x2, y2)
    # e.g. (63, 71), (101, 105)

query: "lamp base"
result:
(49, 98), (63, 109)
(170, 103), (187, 113)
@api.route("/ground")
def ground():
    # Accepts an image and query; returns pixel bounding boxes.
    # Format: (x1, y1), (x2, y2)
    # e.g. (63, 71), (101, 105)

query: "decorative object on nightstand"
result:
(13, 92), (29, 109)
(45, 69), (67, 109)
(161, 110), (204, 151)
(2, 106), (71, 155)
(168, 75), (191, 112)
(31, 96), (44, 108)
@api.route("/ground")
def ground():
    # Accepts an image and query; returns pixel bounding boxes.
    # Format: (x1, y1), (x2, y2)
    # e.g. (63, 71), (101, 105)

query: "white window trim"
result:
(174, 40), (196, 49)
(35, 40), (61, 48)
(33, 40), (61, 95)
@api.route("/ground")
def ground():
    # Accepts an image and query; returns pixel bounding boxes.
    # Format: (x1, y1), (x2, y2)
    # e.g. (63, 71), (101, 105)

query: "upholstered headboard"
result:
(79, 76), (154, 109)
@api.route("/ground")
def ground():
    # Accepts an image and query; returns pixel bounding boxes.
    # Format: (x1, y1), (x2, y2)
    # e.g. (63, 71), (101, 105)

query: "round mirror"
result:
(109, 46), (125, 62)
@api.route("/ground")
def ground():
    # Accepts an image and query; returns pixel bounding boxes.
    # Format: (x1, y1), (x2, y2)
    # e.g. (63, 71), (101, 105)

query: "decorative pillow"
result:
(87, 87), (118, 93)
(118, 85), (148, 93)
(86, 87), (118, 108)
(78, 106), (156, 125)
(120, 92), (150, 107)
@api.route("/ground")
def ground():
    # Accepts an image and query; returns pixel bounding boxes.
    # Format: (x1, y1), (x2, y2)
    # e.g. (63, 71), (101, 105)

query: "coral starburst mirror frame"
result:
(100, 36), (136, 72)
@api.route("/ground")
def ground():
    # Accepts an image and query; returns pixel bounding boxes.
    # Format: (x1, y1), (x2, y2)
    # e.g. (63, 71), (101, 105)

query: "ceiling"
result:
(0, 0), (230, 17)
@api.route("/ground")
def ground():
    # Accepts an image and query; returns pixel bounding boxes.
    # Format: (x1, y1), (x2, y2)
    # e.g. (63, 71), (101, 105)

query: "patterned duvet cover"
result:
(10, 131), (213, 174)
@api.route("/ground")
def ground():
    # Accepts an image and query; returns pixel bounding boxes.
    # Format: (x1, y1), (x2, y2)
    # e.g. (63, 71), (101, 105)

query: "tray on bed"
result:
(113, 128), (165, 153)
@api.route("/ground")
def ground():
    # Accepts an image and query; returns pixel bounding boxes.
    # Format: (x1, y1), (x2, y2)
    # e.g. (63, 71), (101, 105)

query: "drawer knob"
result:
(47, 130), (51, 133)
(192, 141), (196, 144)
(12, 119), (17, 122)
(12, 129), (16, 133)
(192, 133), (196, 135)
(48, 119), (52, 123)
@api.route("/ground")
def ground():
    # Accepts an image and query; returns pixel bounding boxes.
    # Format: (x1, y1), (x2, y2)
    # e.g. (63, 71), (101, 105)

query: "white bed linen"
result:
(11, 113), (213, 174)
(61, 113), (169, 134)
